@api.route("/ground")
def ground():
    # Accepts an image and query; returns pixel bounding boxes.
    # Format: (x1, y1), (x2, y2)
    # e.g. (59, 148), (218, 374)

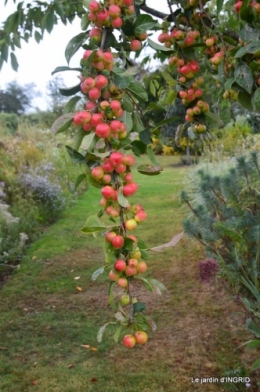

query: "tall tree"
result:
(0, 81), (38, 115)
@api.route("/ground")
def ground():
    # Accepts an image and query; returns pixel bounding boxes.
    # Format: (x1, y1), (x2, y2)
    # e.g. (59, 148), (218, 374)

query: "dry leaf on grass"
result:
(150, 232), (184, 252)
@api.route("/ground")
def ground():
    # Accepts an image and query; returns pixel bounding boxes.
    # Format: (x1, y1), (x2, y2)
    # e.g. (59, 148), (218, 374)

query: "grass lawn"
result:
(0, 156), (258, 392)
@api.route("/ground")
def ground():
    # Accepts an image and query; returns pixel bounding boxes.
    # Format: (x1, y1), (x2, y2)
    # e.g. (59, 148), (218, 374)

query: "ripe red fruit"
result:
(125, 265), (137, 276)
(117, 277), (128, 288)
(234, 0), (243, 13)
(102, 159), (114, 173)
(128, 234), (137, 243)
(114, 259), (126, 272)
(130, 40), (142, 51)
(89, 0), (100, 12)
(109, 270), (119, 281)
(110, 100), (121, 111)
(103, 51), (114, 64)
(134, 331), (148, 345)
(122, 155), (135, 166)
(91, 166), (104, 180)
(111, 17), (123, 28)
(124, 173), (134, 183)
(103, 174), (111, 184)
(105, 231), (117, 243)
(97, 10), (109, 21)
(91, 113), (103, 127)
(128, 258), (138, 267)
(108, 4), (121, 18)
(115, 163), (127, 174)
(85, 101), (97, 110)
(180, 65), (191, 74)
(185, 36), (195, 46)
(134, 210), (147, 222)
(88, 87), (101, 101)
(101, 185), (115, 199)
(89, 27), (102, 42)
(95, 123), (111, 138)
(95, 75), (108, 90)
(110, 151), (123, 166)
(112, 235), (125, 249)
(123, 183), (138, 197)
(179, 91), (187, 99)
(123, 334), (136, 348)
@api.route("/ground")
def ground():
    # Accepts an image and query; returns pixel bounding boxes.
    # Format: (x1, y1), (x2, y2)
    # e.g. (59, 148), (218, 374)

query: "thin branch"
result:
(139, 4), (168, 20)
(166, 0), (176, 23)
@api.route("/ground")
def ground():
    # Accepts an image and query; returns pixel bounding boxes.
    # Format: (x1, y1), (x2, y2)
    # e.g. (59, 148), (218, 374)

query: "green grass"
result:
(0, 156), (258, 392)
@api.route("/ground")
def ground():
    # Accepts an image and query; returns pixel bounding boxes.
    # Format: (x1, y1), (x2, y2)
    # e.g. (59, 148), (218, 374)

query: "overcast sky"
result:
(0, 0), (170, 111)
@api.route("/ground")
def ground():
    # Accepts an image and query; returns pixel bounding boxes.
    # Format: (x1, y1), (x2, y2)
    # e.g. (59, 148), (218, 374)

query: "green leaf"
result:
(81, 215), (106, 234)
(74, 173), (87, 190)
(121, 94), (134, 112)
(238, 91), (254, 111)
(234, 62), (254, 94)
(97, 322), (110, 343)
(147, 145), (160, 165)
(113, 73), (131, 89)
(65, 32), (87, 64)
(133, 301), (146, 314)
(74, 129), (87, 151)
(10, 52), (18, 71)
(108, 281), (117, 309)
(132, 111), (144, 132)
(137, 164), (163, 176)
(81, 13), (91, 30)
(234, 46), (247, 59)
(245, 41), (260, 54)
(59, 83), (81, 97)
(1, 43), (9, 62)
(51, 113), (74, 134)
(217, 0), (224, 13)
(52, 66), (82, 75)
(92, 267), (105, 281)
(134, 14), (158, 35)
(148, 38), (173, 52)
(252, 357), (260, 371)
(175, 124), (185, 146)
(224, 77), (235, 90)
(127, 82), (148, 102)
(80, 132), (96, 151)
(139, 129), (152, 144)
(66, 145), (86, 164)
(161, 71), (177, 87)
(118, 187), (129, 208)
(239, 25), (259, 42)
(131, 140), (146, 156)
(87, 175), (103, 189)
(152, 116), (179, 131)
(150, 80), (156, 97)
(82, 0), (91, 8)
(119, 67), (139, 77)
(252, 88), (260, 111)
(113, 326), (122, 343)
(204, 111), (224, 126)
(246, 339), (260, 349)
(119, 111), (133, 132)
(149, 278), (167, 293)
(139, 277), (153, 291)
(63, 96), (82, 113)
(42, 11), (55, 34)
(34, 31), (42, 43)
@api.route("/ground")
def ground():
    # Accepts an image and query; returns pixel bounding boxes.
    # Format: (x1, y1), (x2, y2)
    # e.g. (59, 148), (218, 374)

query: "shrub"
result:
(0, 113), (19, 134)
(181, 151), (260, 299)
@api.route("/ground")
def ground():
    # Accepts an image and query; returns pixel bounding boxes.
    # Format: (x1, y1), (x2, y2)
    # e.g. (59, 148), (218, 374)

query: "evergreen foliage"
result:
(181, 151), (260, 298)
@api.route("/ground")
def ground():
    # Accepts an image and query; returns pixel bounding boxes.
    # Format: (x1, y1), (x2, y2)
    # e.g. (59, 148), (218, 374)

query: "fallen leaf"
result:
(23, 308), (28, 311)
(74, 276), (80, 280)
(150, 232), (184, 251)
(0, 347), (8, 350)
(32, 256), (36, 260)
(90, 347), (98, 351)
(76, 286), (82, 291)
(31, 380), (38, 385)
(67, 364), (74, 369)
(90, 377), (98, 382)
(81, 345), (90, 349)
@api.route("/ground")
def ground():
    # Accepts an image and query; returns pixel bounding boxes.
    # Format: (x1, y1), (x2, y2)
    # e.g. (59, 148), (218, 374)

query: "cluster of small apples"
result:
(167, 56), (208, 132)
(87, 0), (134, 31)
(123, 331), (148, 348)
(222, 89), (239, 101)
(82, 48), (114, 72)
(158, 29), (200, 48)
(235, 0), (260, 13)
(73, 99), (127, 139)
(87, 0), (144, 51)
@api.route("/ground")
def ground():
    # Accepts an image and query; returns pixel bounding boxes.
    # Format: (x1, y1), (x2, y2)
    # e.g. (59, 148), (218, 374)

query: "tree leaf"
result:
(175, 124), (185, 146)
(113, 73), (131, 89)
(149, 278), (167, 293)
(52, 66), (82, 75)
(34, 31), (42, 43)
(234, 62), (254, 94)
(238, 91), (253, 111)
(131, 140), (146, 156)
(133, 301), (146, 314)
(74, 173), (87, 190)
(161, 71), (177, 87)
(139, 277), (153, 291)
(66, 146), (86, 163)
(80, 132), (96, 151)
(97, 322), (110, 343)
(63, 96), (82, 113)
(217, 0), (224, 13)
(92, 267), (105, 281)
(113, 326), (122, 343)
(246, 339), (260, 349)
(139, 128), (152, 144)
(10, 52), (18, 71)
(152, 116), (179, 131)
(121, 94), (134, 112)
(81, 215), (106, 234)
(224, 77), (235, 90)
(150, 232), (184, 251)
(119, 111), (133, 132)
(252, 357), (260, 371)
(65, 32), (87, 64)
(148, 38), (174, 52)
(239, 24), (259, 42)
(252, 88), (260, 111)
(59, 83), (81, 97)
(204, 111), (224, 125)
(51, 113), (74, 134)
(146, 145), (160, 165)
(137, 164), (163, 176)
(127, 82), (148, 102)
(134, 14), (158, 35)
(118, 187), (129, 208)
(132, 111), (144, 132)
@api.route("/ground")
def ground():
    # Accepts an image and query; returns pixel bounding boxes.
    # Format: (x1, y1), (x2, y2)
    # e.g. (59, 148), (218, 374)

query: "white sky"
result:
(0, 0), (170, 111)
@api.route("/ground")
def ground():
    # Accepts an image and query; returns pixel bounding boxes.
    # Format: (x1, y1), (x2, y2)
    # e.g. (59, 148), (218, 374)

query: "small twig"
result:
(139, 4), (168, 20)
(166, 0), (176, 23)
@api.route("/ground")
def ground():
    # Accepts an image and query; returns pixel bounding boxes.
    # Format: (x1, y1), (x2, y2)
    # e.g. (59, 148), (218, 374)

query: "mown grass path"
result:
(0, 157), (257, 391)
